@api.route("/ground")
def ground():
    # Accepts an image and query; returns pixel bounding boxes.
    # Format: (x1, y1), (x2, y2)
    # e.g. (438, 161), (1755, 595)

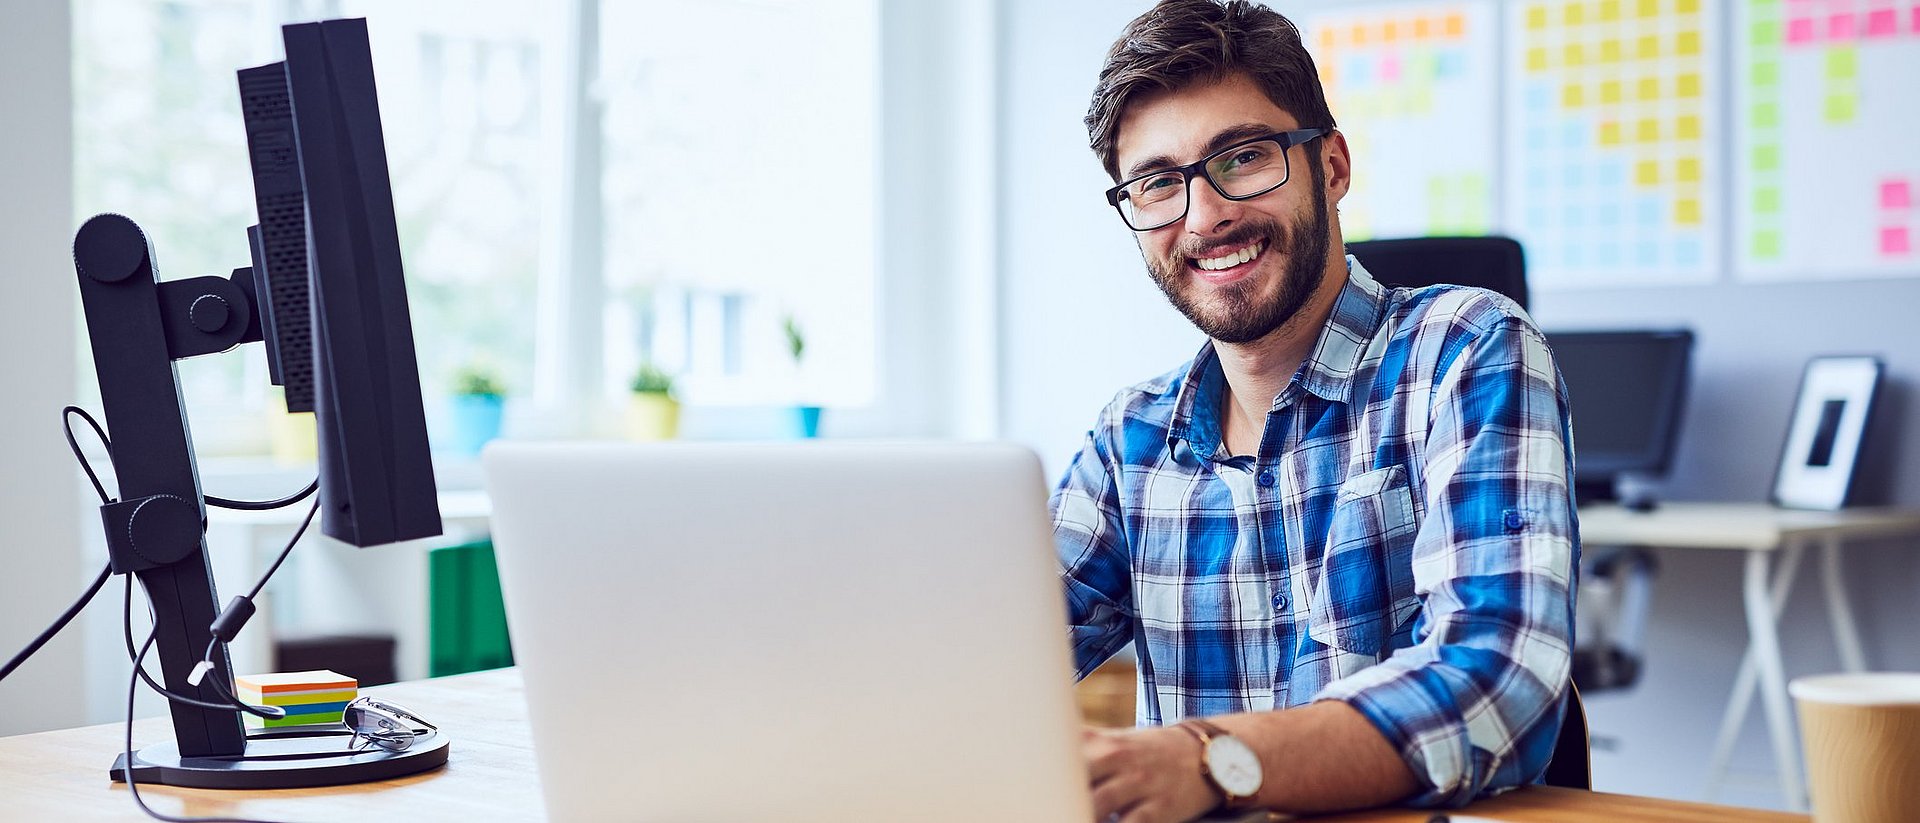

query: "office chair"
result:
(1345, 236), (1529, 309)
(1544, 683), (1592, 790)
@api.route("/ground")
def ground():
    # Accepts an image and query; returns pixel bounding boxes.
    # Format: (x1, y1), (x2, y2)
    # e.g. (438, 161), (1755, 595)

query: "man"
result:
(1051, 2), (1579, 821)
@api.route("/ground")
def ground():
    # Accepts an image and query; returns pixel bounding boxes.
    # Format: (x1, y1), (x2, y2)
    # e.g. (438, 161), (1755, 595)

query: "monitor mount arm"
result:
(72, 213), (447, 789)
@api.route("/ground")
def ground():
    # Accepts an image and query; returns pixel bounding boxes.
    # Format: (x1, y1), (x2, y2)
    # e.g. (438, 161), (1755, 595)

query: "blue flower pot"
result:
(791, 405), (823, 439)
(450, 394), (505, 456)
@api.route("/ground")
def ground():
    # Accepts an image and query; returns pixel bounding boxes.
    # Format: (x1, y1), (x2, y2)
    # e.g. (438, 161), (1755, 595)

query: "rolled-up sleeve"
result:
(1314, 317), (1579, 807)
(1052, 408), (1135, 681)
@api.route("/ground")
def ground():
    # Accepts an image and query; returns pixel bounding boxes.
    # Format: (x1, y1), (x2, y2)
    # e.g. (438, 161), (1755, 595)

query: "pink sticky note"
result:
(1380, 53), (1402, 83)
(1881, 226), (1912, 256)
(1913, 5), (1920, 35)
(1787, 16), (1819, 43)
(1882, 179), (1913, 210)
(1828, 12), (1857, 39)
(1866, 8), (1899, 35)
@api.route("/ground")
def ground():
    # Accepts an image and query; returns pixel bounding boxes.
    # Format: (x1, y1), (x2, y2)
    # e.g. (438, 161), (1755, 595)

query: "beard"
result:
(1144, 180), (1332, 345)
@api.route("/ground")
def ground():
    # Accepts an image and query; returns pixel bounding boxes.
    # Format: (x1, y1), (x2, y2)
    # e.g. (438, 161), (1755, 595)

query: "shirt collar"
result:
(1166, 255), (1388, 458)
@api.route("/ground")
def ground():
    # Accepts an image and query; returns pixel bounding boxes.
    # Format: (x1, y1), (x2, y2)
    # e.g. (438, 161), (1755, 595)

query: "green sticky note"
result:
(1427, 177), (1450, 200)
(1752, 144), (1781, 171)
(1752, 230), (1782, 260)
(1751, 60), (1780, 87)
(1751, 101), (1780, 129)
(1754, 187), (1782, 214)
(1751, 19), (1780, 45)
(1825, 93), (1857, 123)
(1826, 46), (1857, 80)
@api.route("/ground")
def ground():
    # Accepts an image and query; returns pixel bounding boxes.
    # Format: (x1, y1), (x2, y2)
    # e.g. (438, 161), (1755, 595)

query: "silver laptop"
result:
(483, 441), (1092, 822)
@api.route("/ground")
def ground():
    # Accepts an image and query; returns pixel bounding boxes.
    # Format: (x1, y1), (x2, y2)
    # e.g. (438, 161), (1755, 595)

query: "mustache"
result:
(1175, 220), (1285, 261)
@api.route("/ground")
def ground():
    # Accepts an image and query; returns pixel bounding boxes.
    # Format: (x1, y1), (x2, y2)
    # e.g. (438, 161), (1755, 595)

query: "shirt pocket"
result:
(1306, 465), (1421, 658)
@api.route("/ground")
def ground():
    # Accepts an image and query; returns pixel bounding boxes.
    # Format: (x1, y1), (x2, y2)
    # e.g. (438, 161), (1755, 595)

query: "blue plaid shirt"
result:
(1052, 257), (1578, 807)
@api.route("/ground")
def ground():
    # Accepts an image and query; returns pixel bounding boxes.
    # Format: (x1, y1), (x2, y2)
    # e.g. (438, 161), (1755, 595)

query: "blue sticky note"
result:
(1674, 238), (1702, 266)
(1636, 241), (1660, 266)
(1562, 122), (1585, 148)
(1526, 83), (1551, 111)
(1599, 161), (1627, 188)
(1436, 50), (1465, 78)
(1346, 56), (1372, 85)
(1562, 164), (1586, 187)
(1528, 166), (1550, 190)
(1526, 206), (1550, 229)
(1563, 244), (1586, 268)
(1596, 243), (1622, 266)
(1563, 203), (1586, 227)
(1528, 127), (1550, 151)
(1597, 202), (1622, 227)
(1636, 197), (1662, 227)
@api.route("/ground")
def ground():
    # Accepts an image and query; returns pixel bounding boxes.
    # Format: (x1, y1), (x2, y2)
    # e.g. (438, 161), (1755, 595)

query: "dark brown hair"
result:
(1086, 0), (1336, 180)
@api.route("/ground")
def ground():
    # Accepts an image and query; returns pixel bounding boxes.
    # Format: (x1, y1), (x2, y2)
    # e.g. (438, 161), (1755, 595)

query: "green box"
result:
(429, 539), (516, 678)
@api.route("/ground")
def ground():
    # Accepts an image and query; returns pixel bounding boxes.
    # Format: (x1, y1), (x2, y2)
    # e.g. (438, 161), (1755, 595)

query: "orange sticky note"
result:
(1352, 23), (1369, 45)
(1383, 21), (1400, 42)
(1319, 28), (1337, 52)
(1414, 17), (1434, 39)
(1443, 12), (1464, 37)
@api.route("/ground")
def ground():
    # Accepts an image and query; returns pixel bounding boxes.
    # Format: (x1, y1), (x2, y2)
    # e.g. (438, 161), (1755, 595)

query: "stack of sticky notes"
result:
(234, 670), (358, 730)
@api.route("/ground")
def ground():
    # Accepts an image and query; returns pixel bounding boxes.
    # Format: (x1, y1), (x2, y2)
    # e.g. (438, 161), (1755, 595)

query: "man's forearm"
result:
(1209, 700), (1419, 814)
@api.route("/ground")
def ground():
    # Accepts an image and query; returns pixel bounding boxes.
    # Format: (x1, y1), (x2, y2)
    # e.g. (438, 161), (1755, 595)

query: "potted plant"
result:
(625, 362), (680, 441)
(784, 315), (822, 438)
(449, 362), (507, 457)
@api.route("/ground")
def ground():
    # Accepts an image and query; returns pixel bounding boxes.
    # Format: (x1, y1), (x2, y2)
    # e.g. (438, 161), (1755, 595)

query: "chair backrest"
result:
(1543, 682), (1592, 790)
(1346, 236), (1528, 310)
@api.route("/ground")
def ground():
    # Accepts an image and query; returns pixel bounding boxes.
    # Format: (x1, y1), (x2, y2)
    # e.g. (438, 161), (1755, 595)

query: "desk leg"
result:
(1705, 542), (1803, 802)
(1744, 546), (1807, 811)
(1820, 536), (1868, 674)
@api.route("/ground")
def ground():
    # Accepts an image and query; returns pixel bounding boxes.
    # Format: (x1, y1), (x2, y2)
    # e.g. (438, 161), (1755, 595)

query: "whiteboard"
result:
(1301, 1), (1500, 241)
(1733, 0), (1920, 281)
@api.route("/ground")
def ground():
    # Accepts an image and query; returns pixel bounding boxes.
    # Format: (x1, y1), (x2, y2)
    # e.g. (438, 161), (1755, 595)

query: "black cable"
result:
(62, 405), (115, 504)
(124, 628), (287, 823)
(205, 479), (318, 512)
(121, 577), (280, 719)
(244, 497), (319, 603)
(0, 565), (111, 685)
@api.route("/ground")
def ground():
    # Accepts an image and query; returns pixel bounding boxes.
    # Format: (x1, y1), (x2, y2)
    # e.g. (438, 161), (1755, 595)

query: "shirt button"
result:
(1255, 469), (1276, 488)
(1272, 591), (1289, 612)
(1504, 510), (1526, 532)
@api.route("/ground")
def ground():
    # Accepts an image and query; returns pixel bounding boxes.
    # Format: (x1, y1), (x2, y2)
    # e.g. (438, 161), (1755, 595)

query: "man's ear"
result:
(1322, 130), (1353, 206)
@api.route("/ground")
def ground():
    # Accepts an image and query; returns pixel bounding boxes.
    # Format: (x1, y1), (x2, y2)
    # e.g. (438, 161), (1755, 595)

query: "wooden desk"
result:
(0, 668), (1806, 822)
(1579, 502), (1920, 809)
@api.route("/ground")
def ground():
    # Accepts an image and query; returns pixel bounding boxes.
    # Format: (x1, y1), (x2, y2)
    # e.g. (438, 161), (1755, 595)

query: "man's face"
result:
(1112, 73), (1336, 345)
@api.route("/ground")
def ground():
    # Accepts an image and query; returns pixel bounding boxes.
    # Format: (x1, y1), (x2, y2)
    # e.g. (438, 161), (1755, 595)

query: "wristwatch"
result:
(1176, 718), (1263, 810)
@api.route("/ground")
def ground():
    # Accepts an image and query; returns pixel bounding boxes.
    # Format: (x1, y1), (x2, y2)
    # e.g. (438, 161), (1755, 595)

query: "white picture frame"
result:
(1772, 356), (1883, 510)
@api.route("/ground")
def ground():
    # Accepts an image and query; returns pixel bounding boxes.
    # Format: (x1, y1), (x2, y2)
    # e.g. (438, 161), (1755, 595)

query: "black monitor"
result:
(1546, 329), (1694, 506)
(67, 17), (444, 791)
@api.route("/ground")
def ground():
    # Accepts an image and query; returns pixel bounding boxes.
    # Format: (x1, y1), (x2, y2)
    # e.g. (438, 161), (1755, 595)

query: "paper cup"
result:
(1790, 673), (1920, 823)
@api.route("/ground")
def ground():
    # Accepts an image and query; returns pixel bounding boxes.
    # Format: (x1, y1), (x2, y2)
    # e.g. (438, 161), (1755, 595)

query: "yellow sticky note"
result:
(1600, 38), (1624, 62)
(1635, 159), (1660, 186)
(1676, 0), (1699, 13)
(1444, 12), (1464, 37)
(1565, 3), (1587, 26)
(1636, 118), (1660, 142)
(1637, 76), (1661, 101)
(1676, 156), (1701, 182)
(1676, 30), (1702, 55)
(1637, 0), (1659, 18)
(1563, 82), (1586, 107)
(1675, 198), (1701, 225)
(1319, 28), (1338, 52)
(1600, 121), (1624, 145)
(1526, 4), (1549, 30)
(1564, 42), (1588, 66)
(1675, 114), (1702, 140)
(1599, 0), (1622, 21)
(1636, 34), (1660, 58)
(1600, 79), (1624, 103)
(1527, 46), (1551, 72)
(1676, 73), (1702, 98)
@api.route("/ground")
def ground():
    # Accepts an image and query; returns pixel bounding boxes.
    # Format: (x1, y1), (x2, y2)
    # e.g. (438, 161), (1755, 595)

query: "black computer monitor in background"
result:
(69, 16), (443, 790)
(1546, 329), (1694, 507)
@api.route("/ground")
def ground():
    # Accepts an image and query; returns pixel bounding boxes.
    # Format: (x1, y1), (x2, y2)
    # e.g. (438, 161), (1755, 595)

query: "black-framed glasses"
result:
(1105, 127), (1333, 232)
(342, 696), (437, 753)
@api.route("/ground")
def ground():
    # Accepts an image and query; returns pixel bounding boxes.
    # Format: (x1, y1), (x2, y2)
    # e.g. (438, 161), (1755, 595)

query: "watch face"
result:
(1205, 735), (1263, 798)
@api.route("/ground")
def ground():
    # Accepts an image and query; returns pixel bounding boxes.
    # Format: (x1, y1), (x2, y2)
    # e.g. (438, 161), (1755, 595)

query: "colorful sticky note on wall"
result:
(1599, 0), (1622, 21)
(1676, 73), (1703, 97)
(1600, 79), (1624, 103)
(1751, 102), (1779, 129)
(1752, 19), (1781, 45)
(1675, 0), (1698, 13)
(1600, 37), (1624, 62)
(1635, 159), (1660, 186)
(1883, 180), (1913, 211)
(1527, 46), (1551, 72)
(1636, 34), (1661, 58)
(1675, 30), (1701, 55)
(1827, 13), (1856, 40)
(1443, 12), (1464, 38)
(1676, 113), (1702, 140)
(1636, 118), (1661, 142)
(1883, 226), (1913, 256)
(1675, 198), (1702, 226)
(1826, 46), (1858, 80)
(1865, 8), (1899, 37)
(1676, 156), (1701, 182)
(1637, 76), (1662, 100)
(1825, 93), (1857, 123)
(1753, 144), (1782, 171)
(1600, 120), (1624, 145)
(1754, 187), (1782, 215)
(1637, 0), (1659, 18)
(1787, 17), (1818, 44)
(1526, 4), (1549, 30)
(1753, 229), (1783, 259)
(1563, 83), (1586, 107)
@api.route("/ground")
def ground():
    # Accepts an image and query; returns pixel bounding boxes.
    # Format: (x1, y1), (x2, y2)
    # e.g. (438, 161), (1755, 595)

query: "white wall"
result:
(0, 0), (87, 737)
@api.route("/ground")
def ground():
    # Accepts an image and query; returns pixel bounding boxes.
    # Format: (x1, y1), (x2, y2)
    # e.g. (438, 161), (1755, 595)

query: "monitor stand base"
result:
(109, 728), (449, 790)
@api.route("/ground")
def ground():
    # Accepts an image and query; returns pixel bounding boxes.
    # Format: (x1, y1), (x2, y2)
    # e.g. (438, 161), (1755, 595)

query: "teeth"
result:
(1194, 241), (1263, 271)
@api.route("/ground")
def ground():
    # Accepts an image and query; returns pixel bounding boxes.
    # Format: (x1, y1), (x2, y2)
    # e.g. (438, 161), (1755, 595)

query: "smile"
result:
(1188, 239), (1266, 279)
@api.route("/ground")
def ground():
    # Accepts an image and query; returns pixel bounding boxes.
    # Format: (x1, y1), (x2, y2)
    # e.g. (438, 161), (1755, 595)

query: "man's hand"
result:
(1083, 725), (1222, 823)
